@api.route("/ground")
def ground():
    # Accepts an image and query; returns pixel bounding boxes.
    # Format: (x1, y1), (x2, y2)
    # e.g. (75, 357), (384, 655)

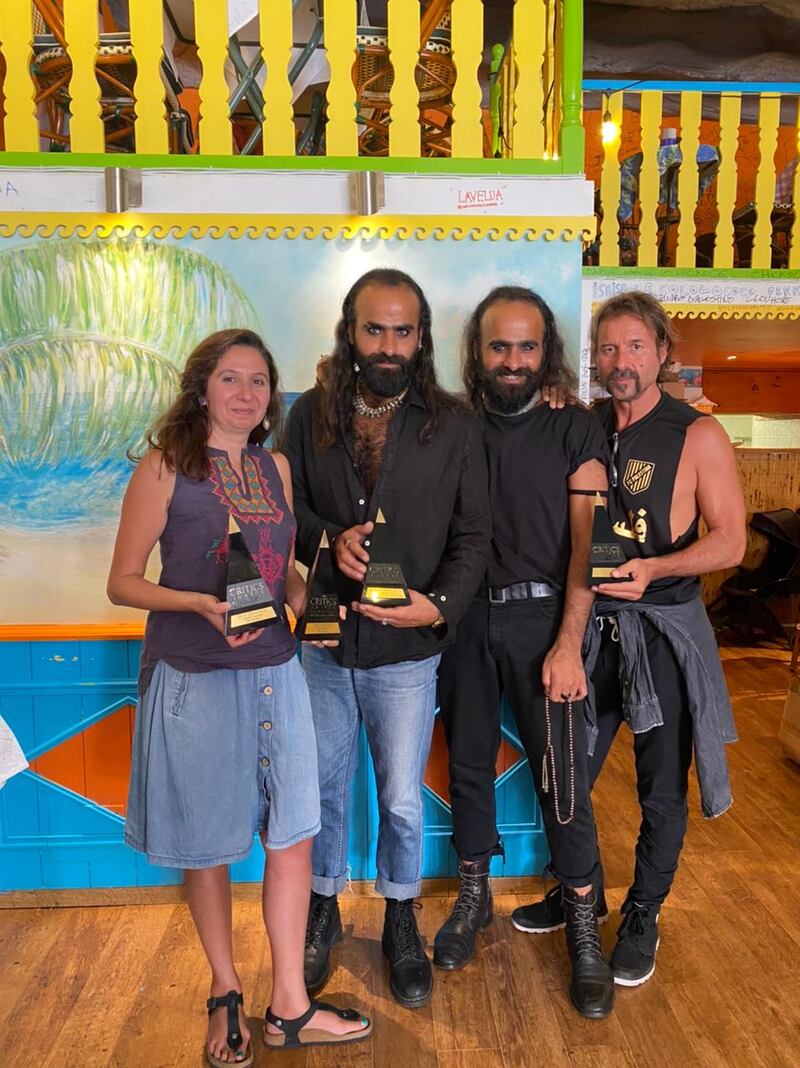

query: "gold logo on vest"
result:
(623, 459), (655, 495)
(613, 508), (648, 544)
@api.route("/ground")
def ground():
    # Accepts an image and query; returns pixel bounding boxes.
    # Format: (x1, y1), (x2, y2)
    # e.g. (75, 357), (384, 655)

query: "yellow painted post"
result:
(128, 0), (168, 154)
(598, 92), (623, 267)
(638, 90), (663, 268)
(260, 0), (295, 155)
(388, 0), (419, 157)
(543, 0), (556, 156)
(752, 92), (781, 269)
(450, 0), (483, 158)
(0, 0), (38, 151)
(325, 0), (357, 156)
(790, 98), (800, 270)
(512, 0), (546, 159)
(195, 0), (231, 155)
(715, 93), (741, 269)
(675, 90), (702, 268)
(63, 0), (103, 152)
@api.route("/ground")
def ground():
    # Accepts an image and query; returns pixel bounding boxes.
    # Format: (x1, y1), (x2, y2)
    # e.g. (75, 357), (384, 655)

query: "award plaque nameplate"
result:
(225, 515), (279, 635)
(296, 531), (341, 642)
(588, 493), (628, 585)
(361, 508), (411, 607)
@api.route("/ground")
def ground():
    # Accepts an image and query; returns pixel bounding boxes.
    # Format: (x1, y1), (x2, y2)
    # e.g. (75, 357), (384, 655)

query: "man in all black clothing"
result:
(285, 269), (490, 1009)
(513, 291), (745, 988)
(433, 286), (614, 1019)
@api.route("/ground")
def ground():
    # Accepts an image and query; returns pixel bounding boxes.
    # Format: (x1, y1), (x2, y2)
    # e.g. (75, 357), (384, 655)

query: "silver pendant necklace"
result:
(352, 385), (410, 418)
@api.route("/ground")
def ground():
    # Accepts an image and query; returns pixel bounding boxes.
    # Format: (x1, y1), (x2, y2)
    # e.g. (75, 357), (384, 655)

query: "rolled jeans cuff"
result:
(551, 859), (602, 890)
(376, 874), (421, 899)
(312, 872), (349, 896)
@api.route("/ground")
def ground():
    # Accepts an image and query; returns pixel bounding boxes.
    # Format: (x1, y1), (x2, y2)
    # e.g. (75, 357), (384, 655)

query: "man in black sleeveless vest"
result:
(513, 291), (745, 988)
(434, 287), (615, 1019)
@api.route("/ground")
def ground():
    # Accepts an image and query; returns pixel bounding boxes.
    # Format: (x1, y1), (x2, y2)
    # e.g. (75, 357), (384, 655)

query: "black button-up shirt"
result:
(285, 386), (491, 668)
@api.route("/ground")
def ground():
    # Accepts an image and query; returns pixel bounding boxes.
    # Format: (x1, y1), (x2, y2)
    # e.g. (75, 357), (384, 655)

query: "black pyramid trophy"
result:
(361, 508), (411, 607)
(225, 515), (279, 636)
(296, 531), (341, 641)
(588, 493), (628, 585)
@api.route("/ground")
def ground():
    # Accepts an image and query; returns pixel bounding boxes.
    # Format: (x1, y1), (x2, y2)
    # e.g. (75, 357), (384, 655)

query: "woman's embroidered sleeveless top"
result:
(140, 446), (297, 687)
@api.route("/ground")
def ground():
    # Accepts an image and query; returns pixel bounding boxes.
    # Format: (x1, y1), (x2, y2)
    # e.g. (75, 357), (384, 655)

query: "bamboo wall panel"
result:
(128, 0), (168, 154)
(703, 448), (800, 602)
(0, 0), (38, 151)
(388, 0), (419, 157)
(63, 0), (104, 152)
(194, 0), (231, 154)
(450, 0), (483, 158)
(261, 0), (295, 156)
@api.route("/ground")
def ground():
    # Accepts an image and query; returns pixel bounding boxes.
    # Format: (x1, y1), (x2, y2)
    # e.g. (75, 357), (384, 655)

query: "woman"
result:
(108, 329), (370, 1065)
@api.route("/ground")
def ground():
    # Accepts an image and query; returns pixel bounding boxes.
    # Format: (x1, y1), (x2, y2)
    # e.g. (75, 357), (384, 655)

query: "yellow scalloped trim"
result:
(664, 303), (800, 321)
(0, 212), (596, 243)
(590, 301), (800, 321)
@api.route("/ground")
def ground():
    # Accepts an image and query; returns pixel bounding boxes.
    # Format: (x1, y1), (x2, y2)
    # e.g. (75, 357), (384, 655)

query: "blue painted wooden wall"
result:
(0, 639), (547, 891)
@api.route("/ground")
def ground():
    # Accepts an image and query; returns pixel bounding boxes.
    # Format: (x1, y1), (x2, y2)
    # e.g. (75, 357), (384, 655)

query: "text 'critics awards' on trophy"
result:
(225, 515), (279, 636)
(588, 493), (628, 586)
(361, 508), (411, 607)
(296, 531), (341, 642)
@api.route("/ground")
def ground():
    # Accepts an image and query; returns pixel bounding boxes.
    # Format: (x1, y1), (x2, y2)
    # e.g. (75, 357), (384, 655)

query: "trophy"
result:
(225, 515), (280, 635)
(296, 531), (341, 642)
(588, 493), (628, 585)
(361, 508), (411, 607)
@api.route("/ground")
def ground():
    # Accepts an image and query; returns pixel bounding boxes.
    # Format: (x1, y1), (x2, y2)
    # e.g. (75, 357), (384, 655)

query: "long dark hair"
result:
(312, 268), (460, 448)
(145, 328), (283, 479)
(461, 286), (578, 411)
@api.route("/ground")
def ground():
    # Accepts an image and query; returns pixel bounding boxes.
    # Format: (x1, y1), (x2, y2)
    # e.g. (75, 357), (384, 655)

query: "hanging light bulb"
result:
(601, 93), (620, 145)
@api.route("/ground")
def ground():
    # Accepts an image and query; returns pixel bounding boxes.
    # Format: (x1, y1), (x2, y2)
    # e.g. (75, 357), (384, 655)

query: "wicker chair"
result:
(355, 7), (455, 157)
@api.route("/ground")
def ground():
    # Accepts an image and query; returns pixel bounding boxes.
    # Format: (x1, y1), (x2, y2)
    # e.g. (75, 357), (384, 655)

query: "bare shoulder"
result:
(685, 415), (736, 462)
(268, 449), (291, 480)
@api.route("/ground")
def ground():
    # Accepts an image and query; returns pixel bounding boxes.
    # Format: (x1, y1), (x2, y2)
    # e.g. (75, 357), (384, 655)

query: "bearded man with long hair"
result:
(284, 268), (490, 1010)
(433, 286), (616, 1020)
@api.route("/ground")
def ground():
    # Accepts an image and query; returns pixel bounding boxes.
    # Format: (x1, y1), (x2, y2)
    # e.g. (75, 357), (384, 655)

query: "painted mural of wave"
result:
(0, 239), (260, 530)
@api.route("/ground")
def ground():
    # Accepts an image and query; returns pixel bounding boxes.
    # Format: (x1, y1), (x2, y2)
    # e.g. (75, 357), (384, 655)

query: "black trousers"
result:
(581, 616), (693, 907)
(437, 595), (601, 887)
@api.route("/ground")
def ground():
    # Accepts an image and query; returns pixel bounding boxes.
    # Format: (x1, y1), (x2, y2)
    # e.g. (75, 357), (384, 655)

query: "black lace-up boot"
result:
(382, 898), (433, 1008)
(562, 885), (614, 1018)
(303, 891), (342, 993)
(610, 901), (660, 986)
(512, 880), (610, 934)
(433, 859), (493, 969)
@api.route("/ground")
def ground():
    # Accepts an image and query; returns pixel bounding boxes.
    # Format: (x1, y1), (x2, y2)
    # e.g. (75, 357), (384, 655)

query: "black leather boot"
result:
(562, 885), (614, 1019)
(304, 891), (342, 993)
(382, 898), (433, 1008)
(433, 858), (493, 970)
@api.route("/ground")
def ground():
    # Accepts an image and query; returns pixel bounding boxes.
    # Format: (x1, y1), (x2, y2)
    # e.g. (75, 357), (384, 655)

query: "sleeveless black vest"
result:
(595, 392), (705, 604)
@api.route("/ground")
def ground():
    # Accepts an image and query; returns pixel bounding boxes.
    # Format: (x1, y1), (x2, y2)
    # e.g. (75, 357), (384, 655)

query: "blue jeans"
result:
(302, 646), (439, 899)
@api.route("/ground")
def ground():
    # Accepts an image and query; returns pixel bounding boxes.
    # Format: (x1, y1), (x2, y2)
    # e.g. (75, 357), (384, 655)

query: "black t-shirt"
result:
(484, 403), (609, 590)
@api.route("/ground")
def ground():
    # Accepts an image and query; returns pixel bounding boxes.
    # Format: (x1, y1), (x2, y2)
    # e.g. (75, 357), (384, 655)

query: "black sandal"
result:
(263, 999), (372, 1050)
(205, 990), (254, 1068)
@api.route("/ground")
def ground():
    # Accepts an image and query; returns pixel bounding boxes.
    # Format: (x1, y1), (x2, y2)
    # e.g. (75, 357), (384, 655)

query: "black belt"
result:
(487, 581), (559, 604)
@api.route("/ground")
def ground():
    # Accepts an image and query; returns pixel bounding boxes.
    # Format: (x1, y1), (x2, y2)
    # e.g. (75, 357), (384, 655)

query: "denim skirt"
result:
(125, 656), (321, 868)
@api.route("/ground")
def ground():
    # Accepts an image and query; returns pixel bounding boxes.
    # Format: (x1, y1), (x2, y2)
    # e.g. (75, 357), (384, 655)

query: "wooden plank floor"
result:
(1, 648), (798, 1068)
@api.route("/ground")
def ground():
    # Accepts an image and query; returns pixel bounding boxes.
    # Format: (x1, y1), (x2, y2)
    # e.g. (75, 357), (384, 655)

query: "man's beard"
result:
(356, 350), (414, 398)
(601, 368), (642, 398)
(480, 365), (542, 414)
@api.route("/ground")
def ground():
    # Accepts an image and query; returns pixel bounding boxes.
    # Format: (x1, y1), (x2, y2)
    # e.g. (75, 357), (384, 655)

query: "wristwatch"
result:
(427, 590), (447, 628)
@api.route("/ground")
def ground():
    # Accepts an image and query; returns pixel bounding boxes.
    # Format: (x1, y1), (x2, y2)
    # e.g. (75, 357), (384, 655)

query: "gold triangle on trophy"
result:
(375, 508), (386, 524)
(320, 531), (330, 549)
(228, 515), (241, 535)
